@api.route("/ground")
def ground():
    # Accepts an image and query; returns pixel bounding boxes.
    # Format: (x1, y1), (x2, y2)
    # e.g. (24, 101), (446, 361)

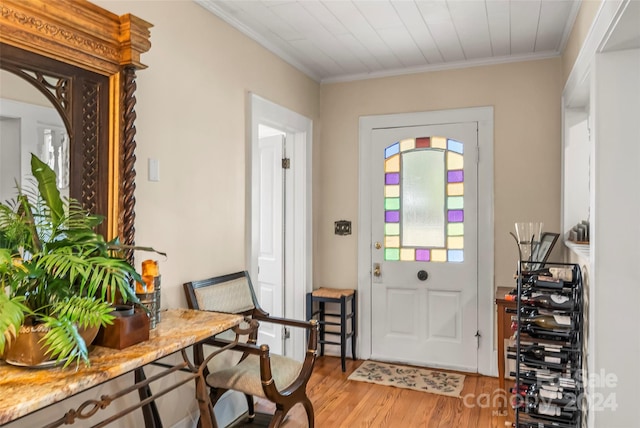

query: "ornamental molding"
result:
(1, 5), (120, 62)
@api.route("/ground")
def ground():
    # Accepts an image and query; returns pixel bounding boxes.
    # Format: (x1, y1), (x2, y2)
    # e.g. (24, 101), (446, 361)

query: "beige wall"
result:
(94, 0), (320, 311)
(317, 58), (564, 290)
(562, 0), (603, 83)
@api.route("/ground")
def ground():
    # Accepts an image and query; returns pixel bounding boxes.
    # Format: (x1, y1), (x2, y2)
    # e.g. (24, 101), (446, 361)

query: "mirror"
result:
(0, 42), (111, 237)
(0, 0), (152, 257)
(1, 69), (70, 203)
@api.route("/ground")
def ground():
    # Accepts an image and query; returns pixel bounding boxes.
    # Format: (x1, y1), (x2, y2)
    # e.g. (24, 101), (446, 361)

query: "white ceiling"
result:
(196, 0), (582, 83)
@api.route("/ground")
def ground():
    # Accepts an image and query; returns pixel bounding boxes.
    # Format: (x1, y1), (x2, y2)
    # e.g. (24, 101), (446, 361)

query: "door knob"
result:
(373, 263), (381, 277)
(417, 270), (429, 281)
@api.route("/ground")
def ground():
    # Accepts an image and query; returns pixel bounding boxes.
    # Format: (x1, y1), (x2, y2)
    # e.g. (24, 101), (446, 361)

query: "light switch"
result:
(148, 158), (160, 182)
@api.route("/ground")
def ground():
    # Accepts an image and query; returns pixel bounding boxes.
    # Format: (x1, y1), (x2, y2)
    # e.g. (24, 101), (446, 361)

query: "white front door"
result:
(256, 134), (284, 354)
(370, 122), (479, 372)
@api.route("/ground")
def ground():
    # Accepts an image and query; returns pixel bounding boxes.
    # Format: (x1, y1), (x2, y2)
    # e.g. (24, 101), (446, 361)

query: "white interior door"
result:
(370, 123), (479, 372)
(257, 134), (284, 354)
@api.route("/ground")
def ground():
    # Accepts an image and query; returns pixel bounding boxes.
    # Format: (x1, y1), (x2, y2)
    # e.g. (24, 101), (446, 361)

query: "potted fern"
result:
(0, 154), (156, 368)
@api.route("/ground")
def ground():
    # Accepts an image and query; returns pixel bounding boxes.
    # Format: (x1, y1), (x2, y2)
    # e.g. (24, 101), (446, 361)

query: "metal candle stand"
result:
(136, 275), (161, 329)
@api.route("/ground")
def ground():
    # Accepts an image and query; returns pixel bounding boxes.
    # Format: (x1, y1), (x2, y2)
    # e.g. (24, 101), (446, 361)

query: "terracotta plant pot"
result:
(4, 324), (100, 367)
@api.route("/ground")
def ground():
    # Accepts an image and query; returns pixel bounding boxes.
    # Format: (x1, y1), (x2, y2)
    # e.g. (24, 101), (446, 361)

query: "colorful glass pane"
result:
(385, 198), (400, 210)
(448, 223), (464, 236)
(448, 250), (464, 262)
(400, 138), (415, 151)
(448, 170), (463, 183)
(431, 249), (447, 262)
(447, 210), (464, 222)
(385, 155), (400, 172)
(386, 223), (400, 235)
(385, 235), (400, 247)
(447, 152), (463, 170)
(416, 137), (430, 148)
(386, 173), (400, 185)
(385, 248), (400, 260)
(447, 196), (463, 209)
(385, 143), (400, 158)
(385, 185), (400, 197)
(400, 248), (415, 261)
(385, 211), (400, 223)
(416, 249), (430, 261)
(431, 136), (447, 149)
(383, 135), (465, 263)
(448, 236), (464, 249)
(447, 139), (464, 154)
(447, 182), (464, 196)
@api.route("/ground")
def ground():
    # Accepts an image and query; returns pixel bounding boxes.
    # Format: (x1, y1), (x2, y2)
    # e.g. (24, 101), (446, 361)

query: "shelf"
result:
(563, 240), (590, 262)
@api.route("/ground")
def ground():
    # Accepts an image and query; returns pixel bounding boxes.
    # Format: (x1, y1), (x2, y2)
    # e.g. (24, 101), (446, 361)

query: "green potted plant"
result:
(0, 154), (157, 368)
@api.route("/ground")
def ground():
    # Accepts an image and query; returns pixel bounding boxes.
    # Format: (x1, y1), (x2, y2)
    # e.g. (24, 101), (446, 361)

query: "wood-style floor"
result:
(231, 356), (513, 428)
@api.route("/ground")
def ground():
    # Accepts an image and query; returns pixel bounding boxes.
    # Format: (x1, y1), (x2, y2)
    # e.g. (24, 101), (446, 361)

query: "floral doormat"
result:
(347, 360), (465, 398)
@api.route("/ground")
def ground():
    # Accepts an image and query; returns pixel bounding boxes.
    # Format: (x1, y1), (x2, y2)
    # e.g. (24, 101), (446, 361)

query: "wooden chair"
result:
(183, 271), (319, 428)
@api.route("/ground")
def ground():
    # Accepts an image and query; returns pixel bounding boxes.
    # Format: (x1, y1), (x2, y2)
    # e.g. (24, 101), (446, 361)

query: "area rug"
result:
(347, 360), (465, 398)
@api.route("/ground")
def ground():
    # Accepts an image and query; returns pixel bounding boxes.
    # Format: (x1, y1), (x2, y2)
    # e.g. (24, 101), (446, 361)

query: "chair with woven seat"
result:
(183, 271), (319, 428)
(306, 287), (356, 372)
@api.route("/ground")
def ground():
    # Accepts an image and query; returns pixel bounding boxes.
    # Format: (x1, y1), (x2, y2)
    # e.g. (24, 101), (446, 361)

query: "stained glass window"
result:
(383, 137), (464, 262)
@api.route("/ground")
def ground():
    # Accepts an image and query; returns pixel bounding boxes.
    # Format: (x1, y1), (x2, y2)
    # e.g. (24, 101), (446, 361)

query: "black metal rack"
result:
(509, 261), (584, 428)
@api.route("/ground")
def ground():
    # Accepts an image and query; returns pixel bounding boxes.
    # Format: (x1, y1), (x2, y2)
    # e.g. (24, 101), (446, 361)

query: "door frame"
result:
(247, 93), (313, 361)
(358, 107), (494, 376)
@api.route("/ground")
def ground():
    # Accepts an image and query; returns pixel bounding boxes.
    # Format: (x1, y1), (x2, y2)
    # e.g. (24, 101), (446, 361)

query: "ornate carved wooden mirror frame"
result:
(0, 0), (151, 261)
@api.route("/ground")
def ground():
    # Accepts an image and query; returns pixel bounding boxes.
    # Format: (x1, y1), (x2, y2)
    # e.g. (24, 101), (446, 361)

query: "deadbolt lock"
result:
(374, 242), (382, 249)
(373, 263), (381, 277)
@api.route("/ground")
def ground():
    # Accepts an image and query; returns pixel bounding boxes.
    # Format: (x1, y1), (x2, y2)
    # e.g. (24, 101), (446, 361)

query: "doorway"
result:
(248, 93), (313, 362)
(359, 107), (494, 375)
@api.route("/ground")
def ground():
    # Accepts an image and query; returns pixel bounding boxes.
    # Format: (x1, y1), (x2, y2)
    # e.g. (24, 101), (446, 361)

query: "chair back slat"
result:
(192, 276), (255, 314)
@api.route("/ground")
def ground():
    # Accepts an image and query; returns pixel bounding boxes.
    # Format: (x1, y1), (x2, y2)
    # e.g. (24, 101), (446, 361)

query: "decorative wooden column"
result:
(122, 65), (139, 264)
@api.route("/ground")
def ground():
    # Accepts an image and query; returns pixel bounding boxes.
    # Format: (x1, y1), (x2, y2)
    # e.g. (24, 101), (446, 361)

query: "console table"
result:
(495, 286), (516, 409)
(0, 309), (243, 427)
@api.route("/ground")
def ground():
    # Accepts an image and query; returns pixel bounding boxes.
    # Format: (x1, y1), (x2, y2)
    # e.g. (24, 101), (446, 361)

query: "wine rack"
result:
(508, 262), (584, 428)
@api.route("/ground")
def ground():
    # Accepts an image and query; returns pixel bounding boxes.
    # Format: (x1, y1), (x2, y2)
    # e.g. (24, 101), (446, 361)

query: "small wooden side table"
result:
(495, 286), (516, 407)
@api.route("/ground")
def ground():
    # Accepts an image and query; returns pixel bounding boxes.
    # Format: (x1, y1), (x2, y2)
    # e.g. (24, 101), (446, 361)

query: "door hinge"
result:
(475, 330), (481, 349)
(283, 326), (291, 340)
(282, 158), (290, 169)
(476, 146), (480, 164)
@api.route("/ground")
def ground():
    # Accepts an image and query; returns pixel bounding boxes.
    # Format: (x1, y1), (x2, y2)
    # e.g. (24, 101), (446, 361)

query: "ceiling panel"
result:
(447, 0), (493, 60)
(486, 0), (511, 57)
(393, 1), (444, 64)
(510, 0), (541, 54)
(417, 0), (466, 62)
(535, 0), (576, 52)
(197, 0), (582, 82)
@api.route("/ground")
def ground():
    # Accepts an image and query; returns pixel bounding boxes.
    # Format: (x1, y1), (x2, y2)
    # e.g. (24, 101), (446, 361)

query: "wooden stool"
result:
(306, 287), (357, 372)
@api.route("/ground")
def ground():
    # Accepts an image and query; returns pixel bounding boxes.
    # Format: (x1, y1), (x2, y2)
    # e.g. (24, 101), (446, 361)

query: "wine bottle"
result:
(507, 345), (569, 364)
(517, 324), (574, 341)
(507, 351), (569, 371)
(549, 266), (574, 282)
(532, 275), (565, 290)
(520, 314), (573, 330)
(517, 400), (575, 420)
(511, 367), (577, 389)
(506, 293), (575, 311)
(514, 418), (575, 428)
(510, 382), (570, 400)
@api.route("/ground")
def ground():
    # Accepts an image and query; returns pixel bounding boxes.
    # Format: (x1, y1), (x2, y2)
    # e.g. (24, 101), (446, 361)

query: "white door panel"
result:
(371, 123), (478, 371)
(257, 134), (284, 354)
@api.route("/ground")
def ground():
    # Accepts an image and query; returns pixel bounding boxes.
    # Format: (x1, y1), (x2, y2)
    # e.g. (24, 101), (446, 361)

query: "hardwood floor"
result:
(232, 356), (513, 428)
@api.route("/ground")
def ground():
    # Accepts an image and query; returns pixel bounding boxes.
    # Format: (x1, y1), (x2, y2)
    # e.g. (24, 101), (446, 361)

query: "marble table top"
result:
(0, 309), (243, 424)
